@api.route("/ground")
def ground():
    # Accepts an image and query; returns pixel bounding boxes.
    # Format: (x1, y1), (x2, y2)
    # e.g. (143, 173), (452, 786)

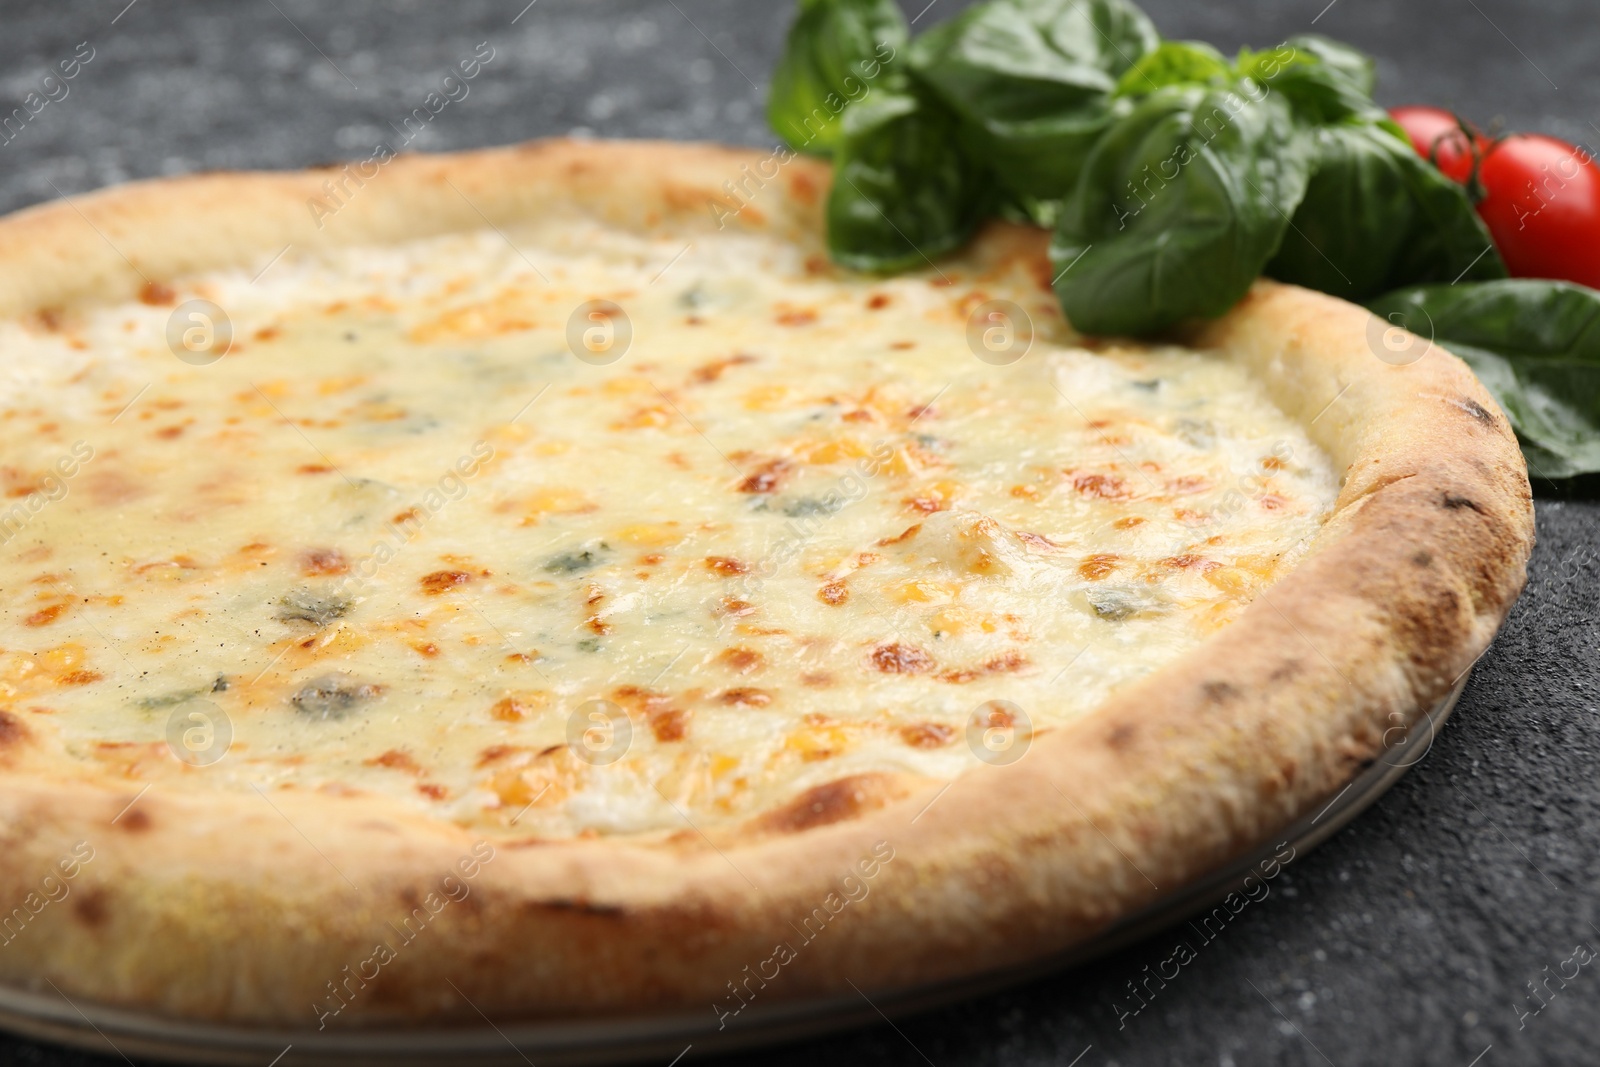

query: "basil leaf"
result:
(1367, 279), (1600, 478)
(1240, 41), (1382, 127)
(767, 0), (908, 156)
(1280, 34), (1375, 96)
(1267, 123), (1505, 301)
(1114, 41), (1231, 97)
(1049, 81), (1312, 336)
(909, 0), (1158, 209)
(826, 89), (986, 273)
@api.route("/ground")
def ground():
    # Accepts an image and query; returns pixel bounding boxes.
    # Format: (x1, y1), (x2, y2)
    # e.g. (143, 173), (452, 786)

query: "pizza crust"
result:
(0, 140), (1532, 1025)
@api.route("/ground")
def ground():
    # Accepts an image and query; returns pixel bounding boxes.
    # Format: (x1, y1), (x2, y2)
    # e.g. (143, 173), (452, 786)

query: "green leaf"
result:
(1049, 81), (1312, 336)
(825, 89), (987, 273)
(767, 0), (909, 156)
(1267, 122), (1505, 301)
(1114, 41), (1231, 97)
(908, 0), (1158, 207)
(1280, 34), (1376, 96)
(1367, 279), (1600, 478)
(1237, 38), (1380, 127)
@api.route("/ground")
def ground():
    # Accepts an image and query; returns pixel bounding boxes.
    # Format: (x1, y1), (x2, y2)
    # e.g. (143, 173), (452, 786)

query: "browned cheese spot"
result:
(366, 749), (420, 773)
(138, 281), (176, 306)
(1078, 554), (1118, 581)
(900, 722), (956, 749)
(738, 459), (791, 494)
(420, 569), (475, 594)
(649, 707), (689, 742)
(705, 556), (749, 576)
(817, 580), (849, 606)
(877, 523), (922, 546)
(302, 548), (349, 576)
(718, 647), (766, 673)
(869, 642), (935, 674)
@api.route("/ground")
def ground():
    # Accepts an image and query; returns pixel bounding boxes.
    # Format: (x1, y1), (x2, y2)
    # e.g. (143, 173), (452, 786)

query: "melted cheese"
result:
(0, 216), (1337, 837)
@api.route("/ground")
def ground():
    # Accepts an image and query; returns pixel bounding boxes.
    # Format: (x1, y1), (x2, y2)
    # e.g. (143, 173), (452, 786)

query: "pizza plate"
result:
(0, 675), (1465, 1067)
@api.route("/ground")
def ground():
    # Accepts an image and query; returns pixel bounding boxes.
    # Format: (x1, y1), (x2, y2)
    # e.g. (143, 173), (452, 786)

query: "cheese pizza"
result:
(0, 141), (1531, 1029)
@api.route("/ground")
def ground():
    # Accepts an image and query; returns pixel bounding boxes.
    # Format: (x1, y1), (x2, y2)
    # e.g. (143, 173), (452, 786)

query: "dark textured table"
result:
(0, 2), (1596, 1065)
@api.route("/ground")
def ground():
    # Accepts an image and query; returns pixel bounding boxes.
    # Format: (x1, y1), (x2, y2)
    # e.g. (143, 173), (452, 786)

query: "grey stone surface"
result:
(0, 2), (1595, 1065)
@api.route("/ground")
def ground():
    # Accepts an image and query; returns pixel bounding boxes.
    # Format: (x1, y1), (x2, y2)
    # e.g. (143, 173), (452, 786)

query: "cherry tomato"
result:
(1475, 133), (1600, 288)
(1388, 105), (1482, 183)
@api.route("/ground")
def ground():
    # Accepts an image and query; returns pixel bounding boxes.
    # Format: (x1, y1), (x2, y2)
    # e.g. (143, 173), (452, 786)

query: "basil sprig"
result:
(767, 0), (1597, 482)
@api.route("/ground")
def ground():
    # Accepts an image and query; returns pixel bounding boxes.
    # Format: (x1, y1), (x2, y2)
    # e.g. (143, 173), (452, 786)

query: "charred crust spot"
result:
(1412, 551), (1433, 567)
(869, 642), (935, 674)
(1442, 492), (1485, 514)
(116, 808), (152, 833)
(1202, 681), (1238, 704)
(73, 886), (109, 928)
(718, 687), (772, 707)
(1268, 660), (1302, 683)
(1107, 722), (1137, 751)
(758, 774), (897, 834)
(1456, 397), (1495, 425)
(818, 580), (849, 605)
(536, 898), (626, 917)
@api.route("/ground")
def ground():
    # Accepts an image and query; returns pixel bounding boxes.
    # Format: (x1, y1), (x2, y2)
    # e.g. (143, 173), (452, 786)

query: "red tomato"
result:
(1475, 134), (1600, 288)
(1388, 105), (1481, 183)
